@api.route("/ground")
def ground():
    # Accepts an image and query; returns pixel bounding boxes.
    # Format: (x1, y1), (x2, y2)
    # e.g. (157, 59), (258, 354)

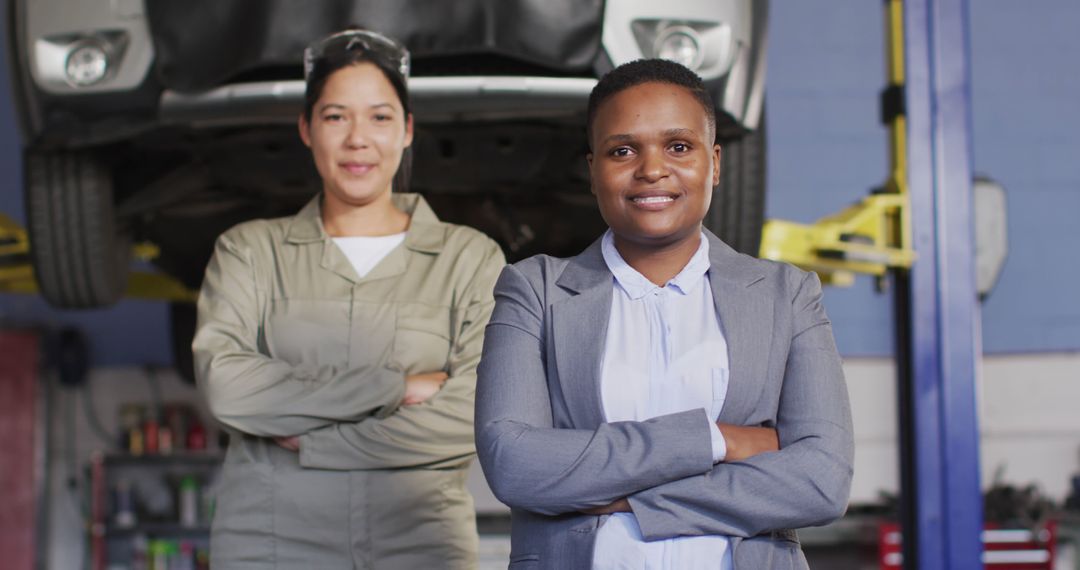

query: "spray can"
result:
(113, 478), (136, 528)
(178, 476), (199, 528)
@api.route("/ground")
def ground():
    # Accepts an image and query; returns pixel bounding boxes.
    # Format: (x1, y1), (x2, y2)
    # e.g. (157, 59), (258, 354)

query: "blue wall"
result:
(2, 1), (1078, 363)
(969, 0), (1080, 353)
(767, 0), (1080, 355)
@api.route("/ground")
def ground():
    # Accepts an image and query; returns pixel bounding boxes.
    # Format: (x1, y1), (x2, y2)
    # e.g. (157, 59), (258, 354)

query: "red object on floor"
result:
(879, 520), (1057, 569)
(0, 330), (42, 570)
(879, 522), (903, 569)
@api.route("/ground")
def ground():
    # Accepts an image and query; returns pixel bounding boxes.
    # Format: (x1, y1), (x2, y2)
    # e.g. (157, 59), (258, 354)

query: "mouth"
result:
(339, 161), (376, 176)
(628, 191), (680, 210)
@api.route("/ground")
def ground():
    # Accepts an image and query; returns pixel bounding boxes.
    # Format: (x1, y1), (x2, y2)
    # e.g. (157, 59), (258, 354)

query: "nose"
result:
(635, 147), (669, 183)
(345, 122), (370, 149)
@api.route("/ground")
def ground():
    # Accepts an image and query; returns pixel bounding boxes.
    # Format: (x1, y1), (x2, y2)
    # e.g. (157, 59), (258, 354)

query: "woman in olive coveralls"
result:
(193, 30), (505, 569)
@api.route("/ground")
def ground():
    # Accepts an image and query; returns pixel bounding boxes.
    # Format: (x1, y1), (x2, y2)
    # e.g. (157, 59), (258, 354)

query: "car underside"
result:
(7, 0), (768, 307)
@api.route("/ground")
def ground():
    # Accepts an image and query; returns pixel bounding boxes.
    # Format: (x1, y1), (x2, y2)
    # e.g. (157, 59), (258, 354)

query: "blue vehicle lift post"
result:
(893, 0), (984, 568)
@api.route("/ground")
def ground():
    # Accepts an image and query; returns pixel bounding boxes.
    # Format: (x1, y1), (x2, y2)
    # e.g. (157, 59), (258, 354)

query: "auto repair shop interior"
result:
(1, 1), (1079, 569)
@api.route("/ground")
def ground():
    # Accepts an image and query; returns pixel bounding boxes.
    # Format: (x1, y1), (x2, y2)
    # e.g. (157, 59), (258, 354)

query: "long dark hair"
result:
(303, 31), (413, 192)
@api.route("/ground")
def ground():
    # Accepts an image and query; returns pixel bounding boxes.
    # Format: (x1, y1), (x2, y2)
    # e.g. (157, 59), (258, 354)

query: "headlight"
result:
(631, 20), (736, 80)
(65, 42), (110, 87)
(32, 31), (132, 93)
(655, 26), (704, 71)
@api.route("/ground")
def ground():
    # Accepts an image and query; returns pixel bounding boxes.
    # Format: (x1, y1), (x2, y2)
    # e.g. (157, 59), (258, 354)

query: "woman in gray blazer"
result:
(476, 59), (854, 569)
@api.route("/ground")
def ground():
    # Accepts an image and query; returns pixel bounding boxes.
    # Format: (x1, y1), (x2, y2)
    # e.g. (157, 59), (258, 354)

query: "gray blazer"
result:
(475, 231), (854, 569)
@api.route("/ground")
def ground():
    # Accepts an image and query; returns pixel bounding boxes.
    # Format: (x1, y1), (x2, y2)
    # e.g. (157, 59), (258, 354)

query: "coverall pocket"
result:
(264, 298), (350, 368)
(391, 302), (452, 374)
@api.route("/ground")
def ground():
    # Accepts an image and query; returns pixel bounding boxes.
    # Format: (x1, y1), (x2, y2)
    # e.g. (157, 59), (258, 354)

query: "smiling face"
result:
(587, 81), (721, 252)
(299, 62), (413, 210)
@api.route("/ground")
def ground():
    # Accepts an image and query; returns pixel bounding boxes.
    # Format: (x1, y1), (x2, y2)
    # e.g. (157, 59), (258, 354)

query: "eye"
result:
(322, 113), (346, 123)
(670, 142), (691, 153)
(609, 146), (634, 158)
(373, 113), (394, 122)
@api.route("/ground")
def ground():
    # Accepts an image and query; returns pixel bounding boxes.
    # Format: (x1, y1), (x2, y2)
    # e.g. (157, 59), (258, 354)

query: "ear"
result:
(298, 114), (312, 148)
(404, 113), (415, 148)
(712, 143), (722, 187)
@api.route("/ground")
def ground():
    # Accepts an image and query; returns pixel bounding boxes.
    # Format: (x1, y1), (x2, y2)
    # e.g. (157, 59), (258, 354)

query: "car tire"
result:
(706, 113), (767, 257)
(25, 151), (131, 308)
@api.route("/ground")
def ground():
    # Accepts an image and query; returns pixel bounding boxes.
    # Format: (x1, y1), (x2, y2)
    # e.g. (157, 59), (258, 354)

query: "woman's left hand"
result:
(716, 423), (779, 461)
(582, 498), (632, 515)
(403, 371), (449, 405)
(274, 436), (300, 451)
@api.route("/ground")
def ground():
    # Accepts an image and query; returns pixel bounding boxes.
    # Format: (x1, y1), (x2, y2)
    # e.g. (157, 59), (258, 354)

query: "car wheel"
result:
(25, 151), (131, 308)
(706, 112), (767, 257)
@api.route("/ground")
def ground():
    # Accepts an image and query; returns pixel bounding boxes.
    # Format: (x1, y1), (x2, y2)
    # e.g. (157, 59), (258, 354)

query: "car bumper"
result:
(159, 76), (599, 127)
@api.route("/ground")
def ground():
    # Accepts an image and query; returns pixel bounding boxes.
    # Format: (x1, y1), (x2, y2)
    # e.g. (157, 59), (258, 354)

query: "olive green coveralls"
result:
(194, 193), (505, 569)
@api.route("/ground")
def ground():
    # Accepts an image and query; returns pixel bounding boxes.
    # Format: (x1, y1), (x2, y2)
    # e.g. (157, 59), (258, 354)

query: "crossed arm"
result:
(195, 232), (506, 469)
(193, 234), (408, 438)
(580, 423), (779, 515)
(474, 264), (853, 537)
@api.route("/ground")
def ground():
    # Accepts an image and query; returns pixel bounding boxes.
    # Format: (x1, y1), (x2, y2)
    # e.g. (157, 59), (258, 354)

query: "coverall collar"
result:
(285, 192), (446, 254)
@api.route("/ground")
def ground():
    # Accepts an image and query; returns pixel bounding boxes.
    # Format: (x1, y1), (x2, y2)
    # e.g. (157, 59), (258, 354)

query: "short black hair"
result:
(586, 59), (717, 150)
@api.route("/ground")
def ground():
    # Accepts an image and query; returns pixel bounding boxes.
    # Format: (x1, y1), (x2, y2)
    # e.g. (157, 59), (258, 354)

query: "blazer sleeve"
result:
(474, 263), (717, 516)
(626, 271), (855, 539)
(193, 232), (405, 438)
(298, 238), (506, 470)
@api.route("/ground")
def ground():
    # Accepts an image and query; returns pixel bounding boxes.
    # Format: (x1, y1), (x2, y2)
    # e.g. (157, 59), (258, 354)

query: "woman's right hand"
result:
(403, 371), (449, 405)
(716, 423), (780, 462)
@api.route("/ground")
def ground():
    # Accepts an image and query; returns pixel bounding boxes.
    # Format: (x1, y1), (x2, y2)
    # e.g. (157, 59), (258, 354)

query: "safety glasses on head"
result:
(303, 29), (410, 81)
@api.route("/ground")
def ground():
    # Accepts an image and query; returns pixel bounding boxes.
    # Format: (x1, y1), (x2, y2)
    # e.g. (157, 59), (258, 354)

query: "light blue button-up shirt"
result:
(592, 230), (733, 570)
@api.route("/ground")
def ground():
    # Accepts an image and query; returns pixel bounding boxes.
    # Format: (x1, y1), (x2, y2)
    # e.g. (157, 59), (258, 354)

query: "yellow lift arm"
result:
(759, 0), (915, 286)
(0, 212), (197, 302)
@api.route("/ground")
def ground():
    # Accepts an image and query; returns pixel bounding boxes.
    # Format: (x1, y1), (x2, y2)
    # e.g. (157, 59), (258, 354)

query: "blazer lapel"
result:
(549, 232), (772, 428)
(551, 238), (612, 429)
(707, 232), (773, 425)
